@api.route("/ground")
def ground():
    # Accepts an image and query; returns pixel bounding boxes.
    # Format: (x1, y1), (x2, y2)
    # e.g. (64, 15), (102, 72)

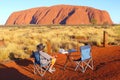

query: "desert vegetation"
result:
(0, 25), (120, 61)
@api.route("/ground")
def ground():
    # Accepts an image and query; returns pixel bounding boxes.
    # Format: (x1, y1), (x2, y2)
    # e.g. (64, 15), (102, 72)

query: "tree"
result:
(102, 21), (109, 28)
(91, 18), (97, 25)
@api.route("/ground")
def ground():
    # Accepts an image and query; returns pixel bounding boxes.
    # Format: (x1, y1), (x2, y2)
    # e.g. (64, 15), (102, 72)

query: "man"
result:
(34, 43), (56, 73)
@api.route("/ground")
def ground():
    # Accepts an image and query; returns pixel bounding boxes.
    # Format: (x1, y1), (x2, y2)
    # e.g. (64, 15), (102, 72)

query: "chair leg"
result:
(34, 66), (36, 74)
(33, 62), (53, 76)
(81, 62), (85, 73)
(40, 67), (44, 76)
(40, 63), (51, 76)
(81, 59), (94, 73)
(34, 64), (46, 76)
(34, 64), (37, 74)
(75, 62), (80, 71)
(85, 59), (94, 70)
(91, 59), (94, 70)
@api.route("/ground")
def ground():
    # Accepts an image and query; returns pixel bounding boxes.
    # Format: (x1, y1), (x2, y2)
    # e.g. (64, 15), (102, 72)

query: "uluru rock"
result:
(5, 5), (113, 25)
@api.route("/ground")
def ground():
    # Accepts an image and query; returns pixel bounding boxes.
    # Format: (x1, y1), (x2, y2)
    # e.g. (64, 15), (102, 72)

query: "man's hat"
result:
(36, 43), (45, 50)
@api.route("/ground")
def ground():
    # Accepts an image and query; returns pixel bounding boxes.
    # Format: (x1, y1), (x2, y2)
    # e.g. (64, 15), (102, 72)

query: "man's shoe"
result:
(48, 68), (55, 73)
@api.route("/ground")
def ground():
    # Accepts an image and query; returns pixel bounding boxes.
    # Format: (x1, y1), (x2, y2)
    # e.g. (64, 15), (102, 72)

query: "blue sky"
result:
(0, 0), (120, 25)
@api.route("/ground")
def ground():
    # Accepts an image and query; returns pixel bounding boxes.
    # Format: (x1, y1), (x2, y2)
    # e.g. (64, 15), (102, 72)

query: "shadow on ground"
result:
(0, 64), (33, 80)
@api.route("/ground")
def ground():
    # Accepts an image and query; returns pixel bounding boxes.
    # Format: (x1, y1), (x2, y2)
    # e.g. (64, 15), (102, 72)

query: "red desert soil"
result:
(6, 5), (113, 25)
(0, 46), (120, 80)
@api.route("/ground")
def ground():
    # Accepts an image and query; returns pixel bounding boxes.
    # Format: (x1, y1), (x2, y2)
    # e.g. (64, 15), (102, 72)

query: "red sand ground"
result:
(0, 46), (120, 80)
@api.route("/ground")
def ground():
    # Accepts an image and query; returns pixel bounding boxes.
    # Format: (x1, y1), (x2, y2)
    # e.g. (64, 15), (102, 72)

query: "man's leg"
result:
(48, 58), (56, 73)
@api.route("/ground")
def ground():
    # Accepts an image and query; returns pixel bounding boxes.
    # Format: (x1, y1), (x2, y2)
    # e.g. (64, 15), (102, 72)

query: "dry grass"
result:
(0, 25), (120, 61)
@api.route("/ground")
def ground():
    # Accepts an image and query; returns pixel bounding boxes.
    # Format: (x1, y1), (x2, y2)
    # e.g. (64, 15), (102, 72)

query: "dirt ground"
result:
(0, 46), (120, 80)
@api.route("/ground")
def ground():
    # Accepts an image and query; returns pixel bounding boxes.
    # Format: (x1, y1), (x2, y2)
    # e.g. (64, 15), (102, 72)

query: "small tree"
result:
(91, 18), (97, 25)
(102, 21), (109, 28)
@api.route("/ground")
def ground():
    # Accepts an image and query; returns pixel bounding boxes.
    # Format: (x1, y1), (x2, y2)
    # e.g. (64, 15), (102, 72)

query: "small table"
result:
(63, 49), (77, 70)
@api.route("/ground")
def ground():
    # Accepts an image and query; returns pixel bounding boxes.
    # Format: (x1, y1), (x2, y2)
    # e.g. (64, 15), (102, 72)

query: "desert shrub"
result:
(0, 48), (10, 61)
(102, 21), (109, 28)
(90, 18), (97, 25)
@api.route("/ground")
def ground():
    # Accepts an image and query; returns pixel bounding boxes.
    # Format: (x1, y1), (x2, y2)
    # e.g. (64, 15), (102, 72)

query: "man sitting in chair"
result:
(34, 43), (56, 73)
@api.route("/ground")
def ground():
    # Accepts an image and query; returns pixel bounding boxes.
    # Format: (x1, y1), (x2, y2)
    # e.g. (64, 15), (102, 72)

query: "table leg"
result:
(63, 54), (71, 70)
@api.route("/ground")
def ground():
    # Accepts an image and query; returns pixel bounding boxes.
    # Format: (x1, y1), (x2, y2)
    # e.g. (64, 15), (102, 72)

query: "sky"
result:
(0, 0), (120, 25)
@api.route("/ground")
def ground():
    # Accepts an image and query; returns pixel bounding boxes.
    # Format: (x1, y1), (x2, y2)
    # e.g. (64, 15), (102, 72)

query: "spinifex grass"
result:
(0, 25), (119, 61)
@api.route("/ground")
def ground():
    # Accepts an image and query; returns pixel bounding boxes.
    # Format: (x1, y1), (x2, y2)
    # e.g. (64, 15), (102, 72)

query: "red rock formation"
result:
(5, 5), (113, 25)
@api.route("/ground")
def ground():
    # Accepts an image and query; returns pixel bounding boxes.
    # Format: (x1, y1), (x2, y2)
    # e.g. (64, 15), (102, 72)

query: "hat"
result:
(36, 43), (45, 50)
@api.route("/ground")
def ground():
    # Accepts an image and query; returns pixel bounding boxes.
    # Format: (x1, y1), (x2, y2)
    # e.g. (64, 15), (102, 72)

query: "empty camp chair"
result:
(74, 45), (93, 73)
(33, 51), (53, 76)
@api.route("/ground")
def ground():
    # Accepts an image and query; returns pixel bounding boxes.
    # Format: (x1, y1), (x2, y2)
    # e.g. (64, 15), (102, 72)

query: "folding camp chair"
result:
(74, 45), (93, 73)
(33, 51), (53, 76)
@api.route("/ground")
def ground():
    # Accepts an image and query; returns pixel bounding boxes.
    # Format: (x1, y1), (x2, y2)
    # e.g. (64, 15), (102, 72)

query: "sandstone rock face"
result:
(6, 5), (113, 25)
